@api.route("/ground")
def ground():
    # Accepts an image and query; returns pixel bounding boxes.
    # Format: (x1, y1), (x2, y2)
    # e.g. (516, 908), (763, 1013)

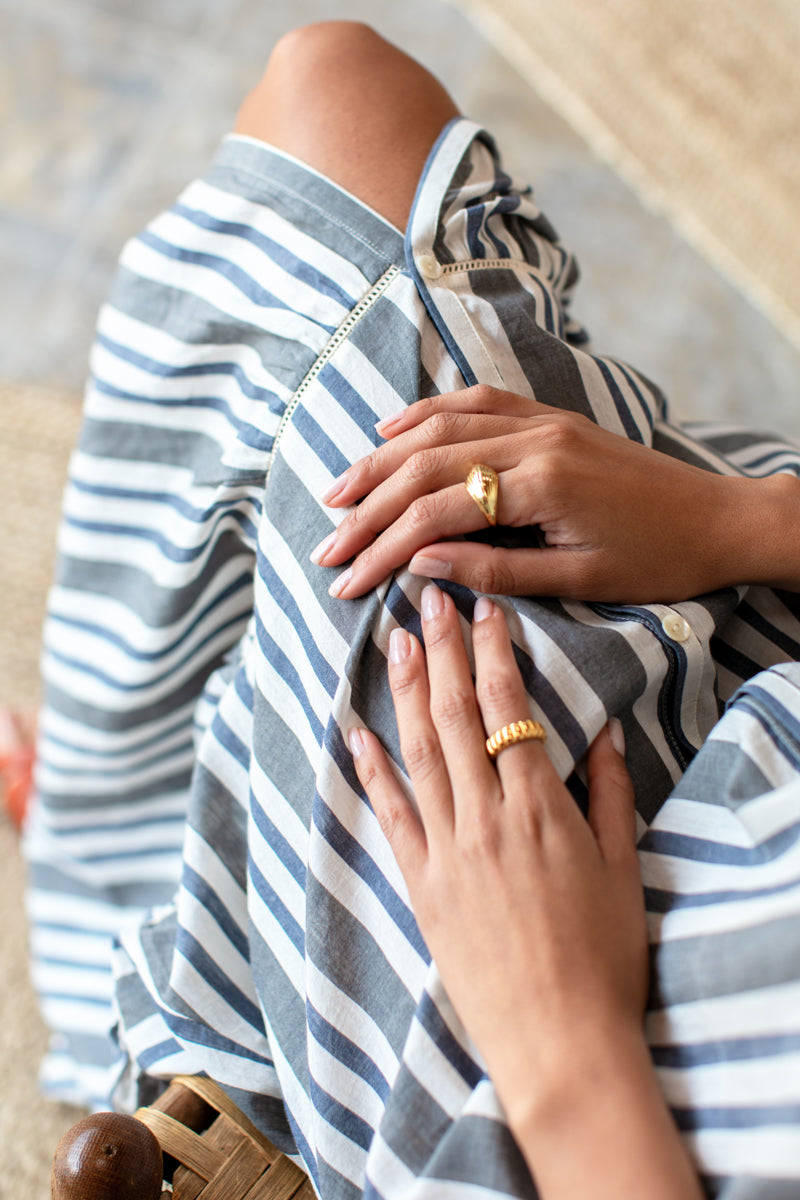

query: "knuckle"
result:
(429, 687), (474, 734)
(402, 732), (441, 780)
(469, 554), (518, 596)
(468, 383), (500, 410)
(375, 801), (404, 844)
(389, 663), (420, 700)
(477, 671), (522, 712)
(403, 446), (441, 484)
(422, 411), (456, 442)
(405, 491), (439, 532)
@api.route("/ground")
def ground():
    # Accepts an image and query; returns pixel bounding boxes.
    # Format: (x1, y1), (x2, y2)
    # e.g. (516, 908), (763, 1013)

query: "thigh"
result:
(233, 21), (460, 232)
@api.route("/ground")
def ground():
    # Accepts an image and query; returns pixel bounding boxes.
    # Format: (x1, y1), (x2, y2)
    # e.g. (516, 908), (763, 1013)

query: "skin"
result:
(234, 21), (459, 234)
(350, 588), (704, 1199)
(314, 386), (800, 601)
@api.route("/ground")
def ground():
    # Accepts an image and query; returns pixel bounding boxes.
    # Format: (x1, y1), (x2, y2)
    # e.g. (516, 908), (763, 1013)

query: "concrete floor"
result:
(2, 0), (800, 437)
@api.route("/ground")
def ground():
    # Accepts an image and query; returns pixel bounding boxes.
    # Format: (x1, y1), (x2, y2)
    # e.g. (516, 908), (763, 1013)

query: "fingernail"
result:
(375, 409), (405, 435)
(421, 584), (444, 621)
(320, 473), (348, 504)
(410, 553), (452, 580)
(349, 727), (365, 759)
(328, 568), (352, 598)
(607, 717), (626, 757)
(473, 596), (494, 622)
(389, 627), (411, 663)
(310, 530), (337, 565)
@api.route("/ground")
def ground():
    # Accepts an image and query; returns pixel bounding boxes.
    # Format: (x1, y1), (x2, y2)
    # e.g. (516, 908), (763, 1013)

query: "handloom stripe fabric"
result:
(25, 118), (800, 1197)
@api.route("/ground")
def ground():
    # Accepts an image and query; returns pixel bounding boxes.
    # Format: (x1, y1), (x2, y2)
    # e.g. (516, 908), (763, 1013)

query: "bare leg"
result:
(233, 21), (460, 232)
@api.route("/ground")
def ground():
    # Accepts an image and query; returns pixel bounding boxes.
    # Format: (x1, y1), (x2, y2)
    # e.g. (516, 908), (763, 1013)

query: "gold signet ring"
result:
(486, 719), (547, 758)
(465, 464), (499, 526)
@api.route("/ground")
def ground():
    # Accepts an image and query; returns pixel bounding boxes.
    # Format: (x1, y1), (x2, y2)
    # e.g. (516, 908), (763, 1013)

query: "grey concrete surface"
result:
(1, 0), (799, 438)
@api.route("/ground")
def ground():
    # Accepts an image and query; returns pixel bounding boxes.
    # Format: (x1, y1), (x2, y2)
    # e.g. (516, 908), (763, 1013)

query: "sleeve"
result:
(24, 209), (269, 1108)
(639, 661), (800, 1195)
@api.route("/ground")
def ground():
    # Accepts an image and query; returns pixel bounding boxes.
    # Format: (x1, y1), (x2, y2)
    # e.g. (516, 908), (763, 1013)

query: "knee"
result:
(268, 20), (389, 78)
(234, 21), (459, 230)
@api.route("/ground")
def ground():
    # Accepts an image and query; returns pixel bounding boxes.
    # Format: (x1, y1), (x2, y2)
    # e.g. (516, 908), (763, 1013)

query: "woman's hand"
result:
(314, 386), (798, 602)
(350, 588), (703, 1199)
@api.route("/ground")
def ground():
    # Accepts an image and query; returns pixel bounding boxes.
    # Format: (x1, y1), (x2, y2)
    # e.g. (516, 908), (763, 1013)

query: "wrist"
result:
(500, 1024), (703, 1199)
(729, 472), (800, 591)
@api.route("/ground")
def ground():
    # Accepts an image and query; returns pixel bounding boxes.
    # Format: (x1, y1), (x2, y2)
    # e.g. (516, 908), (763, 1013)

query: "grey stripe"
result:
(651, 911), (800, 1009)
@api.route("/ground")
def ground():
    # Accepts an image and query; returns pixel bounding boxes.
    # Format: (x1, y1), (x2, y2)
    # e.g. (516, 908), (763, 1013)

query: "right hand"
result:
(314, 386), (794, 602)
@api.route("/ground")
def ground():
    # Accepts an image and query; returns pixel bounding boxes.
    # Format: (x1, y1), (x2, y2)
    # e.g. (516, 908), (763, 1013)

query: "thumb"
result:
(585, 720), (638, 863)
(409, 543), (592, 598)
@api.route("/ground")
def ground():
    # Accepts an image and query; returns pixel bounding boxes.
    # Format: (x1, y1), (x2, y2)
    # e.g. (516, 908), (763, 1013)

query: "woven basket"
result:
(51, 1075), (316, 1200)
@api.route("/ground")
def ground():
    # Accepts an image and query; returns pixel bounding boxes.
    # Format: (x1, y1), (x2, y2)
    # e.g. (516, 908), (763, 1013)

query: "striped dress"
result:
(26, 118), (800, 1198)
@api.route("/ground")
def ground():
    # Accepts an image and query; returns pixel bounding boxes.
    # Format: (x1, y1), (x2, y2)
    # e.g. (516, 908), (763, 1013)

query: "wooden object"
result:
(51, 1111), (163, 1200)
(51, 1075), (316, 1200)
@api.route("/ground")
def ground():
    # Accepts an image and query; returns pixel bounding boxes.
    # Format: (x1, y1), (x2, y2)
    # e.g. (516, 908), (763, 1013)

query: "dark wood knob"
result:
(51, 1111), (163, 1200)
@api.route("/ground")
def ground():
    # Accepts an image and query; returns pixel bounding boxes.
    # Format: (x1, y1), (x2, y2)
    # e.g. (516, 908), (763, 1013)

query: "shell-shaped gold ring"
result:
(465, 463), (499, 526)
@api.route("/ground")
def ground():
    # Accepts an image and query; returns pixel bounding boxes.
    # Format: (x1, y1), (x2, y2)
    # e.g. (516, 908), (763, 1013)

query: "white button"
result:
(416, 252), (442, 279)
(661, 612), (691, 643)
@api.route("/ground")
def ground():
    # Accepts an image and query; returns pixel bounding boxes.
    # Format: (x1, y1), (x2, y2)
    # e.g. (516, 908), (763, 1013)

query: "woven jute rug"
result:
(453, 0), (800, 349)
(0, 383), (83, 710)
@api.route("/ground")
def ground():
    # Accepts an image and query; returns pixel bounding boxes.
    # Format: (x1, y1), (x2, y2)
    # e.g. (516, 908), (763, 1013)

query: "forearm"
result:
(502, 1026), (703, 1200)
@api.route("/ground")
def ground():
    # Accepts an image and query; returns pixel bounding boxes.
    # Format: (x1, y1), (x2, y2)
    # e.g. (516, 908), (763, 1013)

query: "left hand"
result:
(349, 586), (648, 1132)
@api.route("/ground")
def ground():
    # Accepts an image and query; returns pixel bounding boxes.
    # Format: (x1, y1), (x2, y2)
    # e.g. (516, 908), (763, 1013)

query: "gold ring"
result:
(486, 719), (547, 759)
(465, 464), (499, 526)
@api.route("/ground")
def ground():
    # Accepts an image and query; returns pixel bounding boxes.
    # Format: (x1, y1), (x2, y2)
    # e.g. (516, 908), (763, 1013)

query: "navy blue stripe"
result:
(163, 1008), (274, 1063)
(735, 602), (800, 661)
(308, 1076), (374, 1153)
(640, 820), (800, 863)
(652, 1031), (800, 1068)
(247, 851), (305, 955)
(307, 1002), (391, 1101)
(319, 364), (383, 451)
(139, 230), (336, 335)
(96, 329), (283, 407)
(174, 928), (265, 1032)
(249, 791), (306, 890)
(49, 609), (248, 691)
(182, 864), (250, 962)
(593, 358), (647, 442)
(312, 789), (429, 962)
(137, 1037), (184, 1069)
(254, 614), (325, 748)
(257, 553), (338, 700)
(173, 202), (357, 309)
(672, 1103), (800, 1132)
(416, 990), (484, 1089)
(645, 853), (800, 909)
(48, 569), (253, 664)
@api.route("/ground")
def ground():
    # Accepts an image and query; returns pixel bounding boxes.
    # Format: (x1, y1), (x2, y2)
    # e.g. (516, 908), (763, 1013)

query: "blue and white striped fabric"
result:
(26, 118), (800, 1197)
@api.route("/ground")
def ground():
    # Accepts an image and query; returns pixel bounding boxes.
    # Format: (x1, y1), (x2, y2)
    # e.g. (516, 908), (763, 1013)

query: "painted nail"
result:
(409, 554), (452, 580)
(328, 568), (352, 598)
(389, 627), (411, 663)
(320, 473), (348, 504)
(421, 584), (444, 621)
(348, 727), (365, 760)
(473, 596), (494, 622)
(607, 717), (626, 757)
(375, 410), (406, 436)
(310, 531), (337, 565)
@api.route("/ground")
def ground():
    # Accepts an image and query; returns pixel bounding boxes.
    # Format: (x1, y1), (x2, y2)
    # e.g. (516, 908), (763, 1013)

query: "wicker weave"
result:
(137, 1076), (316, 1200)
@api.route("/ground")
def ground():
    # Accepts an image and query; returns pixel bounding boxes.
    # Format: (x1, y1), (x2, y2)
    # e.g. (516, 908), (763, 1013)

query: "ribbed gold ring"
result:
(465, 463), (499, 526)
(486, 719), (547, 759)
